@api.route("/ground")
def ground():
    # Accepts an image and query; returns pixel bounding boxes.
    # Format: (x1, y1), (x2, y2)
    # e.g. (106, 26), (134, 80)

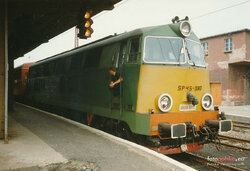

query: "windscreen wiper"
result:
(186, 46), (196, 66)
(178, 47), (185, 64)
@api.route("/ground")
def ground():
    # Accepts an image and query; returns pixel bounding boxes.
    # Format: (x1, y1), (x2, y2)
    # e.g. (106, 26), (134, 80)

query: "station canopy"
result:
(7, 0), (121, 59)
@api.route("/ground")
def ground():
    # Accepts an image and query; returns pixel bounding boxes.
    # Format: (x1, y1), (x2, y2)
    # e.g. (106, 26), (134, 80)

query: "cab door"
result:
(111, 41), (127, 112)
(122, 37), (141, 112)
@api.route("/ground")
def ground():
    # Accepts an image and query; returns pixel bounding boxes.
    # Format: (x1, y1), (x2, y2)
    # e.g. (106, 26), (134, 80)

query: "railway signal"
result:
(77, 11), (94, 39)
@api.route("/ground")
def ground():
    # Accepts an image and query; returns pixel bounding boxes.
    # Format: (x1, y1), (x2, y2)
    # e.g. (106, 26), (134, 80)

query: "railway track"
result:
(185, 152), (245, 171)
(217, 135), (250, 151)
(214, 120), (250, 151)
(219, 135), (250, 144)
(233, 121), (250, 130)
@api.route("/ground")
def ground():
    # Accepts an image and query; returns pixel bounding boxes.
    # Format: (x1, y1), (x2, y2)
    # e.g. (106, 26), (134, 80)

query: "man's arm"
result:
(110, 77), (123, 88)
(114, 77), (123, 85)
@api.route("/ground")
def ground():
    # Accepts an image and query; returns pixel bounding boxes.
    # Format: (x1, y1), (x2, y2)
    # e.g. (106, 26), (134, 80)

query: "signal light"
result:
(84, 11), (91, 19)
(85, 28), (93, 37)
(77, 11), (94, 39)
(84, 20), (93, 28)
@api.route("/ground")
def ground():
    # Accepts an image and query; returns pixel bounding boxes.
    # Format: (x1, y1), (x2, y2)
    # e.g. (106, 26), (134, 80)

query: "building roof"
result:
(200, 29), (250, 40)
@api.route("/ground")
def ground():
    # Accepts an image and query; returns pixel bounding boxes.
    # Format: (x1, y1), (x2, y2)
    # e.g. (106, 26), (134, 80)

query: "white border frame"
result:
(219, 120), (233, 133)
(171, 123), (187, 139)
(201, 93), (214, 111)
(158, 93), (173, 112)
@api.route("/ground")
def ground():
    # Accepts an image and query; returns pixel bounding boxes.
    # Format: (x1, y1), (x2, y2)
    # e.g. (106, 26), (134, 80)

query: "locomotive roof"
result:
(31, 23), (199, 68)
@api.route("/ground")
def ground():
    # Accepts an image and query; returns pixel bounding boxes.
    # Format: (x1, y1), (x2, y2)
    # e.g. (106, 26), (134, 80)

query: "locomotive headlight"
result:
(201, 93), (213, 111)
(180, 21), (192, 37)
(158, 93), (173, 112)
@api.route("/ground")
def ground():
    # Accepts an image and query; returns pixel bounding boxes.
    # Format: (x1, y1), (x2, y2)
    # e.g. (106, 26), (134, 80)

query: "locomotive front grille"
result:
(219, 120), (232, 132)
(158, 123), (186, 139)
(172, 124), (186, 138)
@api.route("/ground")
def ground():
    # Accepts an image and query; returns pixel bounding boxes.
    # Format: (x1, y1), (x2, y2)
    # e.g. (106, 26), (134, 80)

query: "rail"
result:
(233, 121), (250, 130)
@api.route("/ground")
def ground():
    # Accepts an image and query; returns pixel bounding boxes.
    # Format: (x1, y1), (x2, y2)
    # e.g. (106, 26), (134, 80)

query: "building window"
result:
(202, 42), (208, 51)
(224, 38), (232, 52)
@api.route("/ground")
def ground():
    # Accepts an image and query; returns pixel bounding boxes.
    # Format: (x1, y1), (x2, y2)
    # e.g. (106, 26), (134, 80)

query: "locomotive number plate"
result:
(177, 85), (202, 91)
(179, 104), (196, 111)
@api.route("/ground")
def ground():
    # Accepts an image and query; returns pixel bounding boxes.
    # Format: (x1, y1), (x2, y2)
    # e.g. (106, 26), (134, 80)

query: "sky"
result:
(14, 0), (250, 67)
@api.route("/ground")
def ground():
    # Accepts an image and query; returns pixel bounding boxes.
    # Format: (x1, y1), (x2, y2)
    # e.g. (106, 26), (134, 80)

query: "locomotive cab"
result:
(132, 19), (232, 153)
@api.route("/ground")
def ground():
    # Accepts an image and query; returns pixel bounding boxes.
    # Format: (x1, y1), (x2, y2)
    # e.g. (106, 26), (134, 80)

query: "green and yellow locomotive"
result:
(24, 17), (232, 154)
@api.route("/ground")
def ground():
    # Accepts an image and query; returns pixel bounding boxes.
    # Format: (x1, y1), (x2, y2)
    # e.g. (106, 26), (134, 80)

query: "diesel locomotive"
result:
(16, 17), (232, 154)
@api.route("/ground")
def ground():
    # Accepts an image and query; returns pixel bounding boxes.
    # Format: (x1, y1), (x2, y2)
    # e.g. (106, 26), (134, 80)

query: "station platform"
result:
(220, 105), (250, 122)
(0, 103), (195, 171)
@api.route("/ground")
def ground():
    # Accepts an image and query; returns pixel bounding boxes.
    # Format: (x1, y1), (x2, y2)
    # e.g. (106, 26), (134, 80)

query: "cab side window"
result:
(99, 44), (119, 68)
(128, 38), (140, 63)
(119, 42), (127, 66)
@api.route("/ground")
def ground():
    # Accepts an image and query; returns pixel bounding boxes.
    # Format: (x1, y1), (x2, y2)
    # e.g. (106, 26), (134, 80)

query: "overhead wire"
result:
(190, 0), (250, 20)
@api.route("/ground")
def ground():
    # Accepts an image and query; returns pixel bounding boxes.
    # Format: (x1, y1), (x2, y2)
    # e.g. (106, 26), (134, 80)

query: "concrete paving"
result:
(0, 116), (67, 170)
(0, 103), (195, 171)
(220, 105), (250, 122)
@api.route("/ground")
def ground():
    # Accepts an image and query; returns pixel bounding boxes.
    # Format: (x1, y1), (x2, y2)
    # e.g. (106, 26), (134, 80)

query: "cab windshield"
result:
(144, 36), (206, 67)
(144, 37), (184, 63)
(186, 39), (206, 67)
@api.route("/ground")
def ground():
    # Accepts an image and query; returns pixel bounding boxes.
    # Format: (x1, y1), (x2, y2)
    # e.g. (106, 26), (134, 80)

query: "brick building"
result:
(201, 29), (250, 106)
